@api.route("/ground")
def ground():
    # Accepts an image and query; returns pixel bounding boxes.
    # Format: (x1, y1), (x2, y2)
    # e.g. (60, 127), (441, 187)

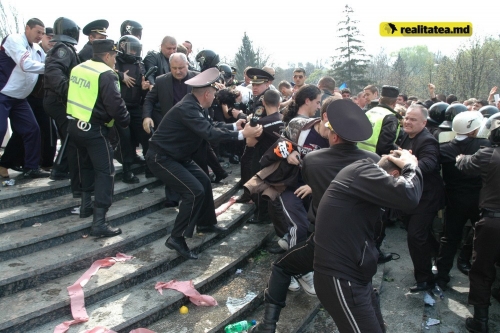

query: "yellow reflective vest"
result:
(358, 106), (399, 153)
(67, 60), (117, 127)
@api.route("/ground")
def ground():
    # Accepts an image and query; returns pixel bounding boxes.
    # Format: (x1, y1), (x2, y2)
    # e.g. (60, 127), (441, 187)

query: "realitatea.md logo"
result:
(380, 22), (472, 37)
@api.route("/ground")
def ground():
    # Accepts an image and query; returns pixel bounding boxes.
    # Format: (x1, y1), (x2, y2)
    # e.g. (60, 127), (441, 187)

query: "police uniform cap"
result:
(325, 99), (373, 142)
(45, 27), (54, 36)
(185, 67), (220, 88)
(83, 19), (109, 36)
(247, 68), (274, 84)
(381, 85), (399, 98)
(92, 39), (117, 54)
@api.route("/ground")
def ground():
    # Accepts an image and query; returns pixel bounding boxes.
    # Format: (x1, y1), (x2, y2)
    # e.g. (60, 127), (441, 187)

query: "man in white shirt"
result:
(0, 18), (49, 178)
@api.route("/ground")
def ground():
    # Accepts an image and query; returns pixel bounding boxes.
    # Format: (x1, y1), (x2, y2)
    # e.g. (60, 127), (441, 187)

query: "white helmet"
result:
(452, 111), (483, 135)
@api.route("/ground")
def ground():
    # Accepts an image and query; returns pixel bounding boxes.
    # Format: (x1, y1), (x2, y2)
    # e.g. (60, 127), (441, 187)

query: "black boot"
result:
(122, 163), (139, 184)
(249, 303), (282, 333)
(79, 192), (93, 218)
(457, 252), (472, 276)
(465, 306), (489, 333)
(89, 207), (122, 237)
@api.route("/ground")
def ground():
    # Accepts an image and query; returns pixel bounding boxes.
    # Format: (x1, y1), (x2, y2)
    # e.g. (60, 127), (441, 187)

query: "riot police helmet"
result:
(485, 112), (500, 144)
(479, 105), (499, 118)
(439, 103), (468, 129)
(196, 50), (220, 72)
(217, 63), (232, 80)
(451, 110), (483, 134)
(53, 17), (80, 45)
(120, 20), (143, 39)
(428, 102), (449, 125)
(118, 35), (142, 62)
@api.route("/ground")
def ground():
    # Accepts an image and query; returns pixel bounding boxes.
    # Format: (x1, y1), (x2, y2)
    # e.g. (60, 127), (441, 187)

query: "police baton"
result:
(55, 134), (69, 166)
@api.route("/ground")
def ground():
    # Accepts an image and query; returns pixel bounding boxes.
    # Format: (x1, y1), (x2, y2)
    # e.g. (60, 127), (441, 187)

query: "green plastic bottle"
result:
(224, 319), (257, 333)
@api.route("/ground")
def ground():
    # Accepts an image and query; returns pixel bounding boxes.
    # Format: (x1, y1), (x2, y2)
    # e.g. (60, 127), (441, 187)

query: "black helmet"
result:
(120, 20), (143, 38)
(118, 35), (142, 62)
(53, 17), (80, 45)
(479, 105), (499, 118)
(217, 63), (232, 80)
(196, 50), (220, 72)
(439, 103), (468, 129)
(428, 102), (449, 124)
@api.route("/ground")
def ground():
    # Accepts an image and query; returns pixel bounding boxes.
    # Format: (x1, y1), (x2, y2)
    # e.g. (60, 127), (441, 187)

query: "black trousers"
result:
(146, 151), (216, 238)
(115, 106), (150, 163)
(265, 234), (315, 308)
(67, 121), (114, 208)
(402, 211), (440, 283)
(468, 216), (500, 306)
(436, 192), (480, 283)
(315, 272), (385, 333)
(44, 93), (79, 192)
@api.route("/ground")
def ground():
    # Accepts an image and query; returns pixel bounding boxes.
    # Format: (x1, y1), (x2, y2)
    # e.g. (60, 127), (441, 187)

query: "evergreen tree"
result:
(234, 32), (268, 81)
(330, 5), (369, 93)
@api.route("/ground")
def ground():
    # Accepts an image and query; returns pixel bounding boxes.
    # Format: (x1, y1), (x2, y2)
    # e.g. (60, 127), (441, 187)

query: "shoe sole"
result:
(90, 230), (122, 237)
(165, 240), (198, 260)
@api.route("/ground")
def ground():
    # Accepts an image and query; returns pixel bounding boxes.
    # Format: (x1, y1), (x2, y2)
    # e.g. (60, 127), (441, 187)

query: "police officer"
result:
(145, 68), (263, 260)
(78, 19), (108, 62)
(114, 34), (150, 183)
(456, 112), (500, 333)
(67, 39), (130, 237)
(358, 85), (401, 155)
(43, 17), (81, 185)
(435, 111), (490, 290)
(236, 68), (273, 220)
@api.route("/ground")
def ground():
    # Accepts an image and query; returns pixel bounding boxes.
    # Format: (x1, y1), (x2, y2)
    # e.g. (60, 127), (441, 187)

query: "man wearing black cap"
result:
(249, 99), (421, 333)
(358, 85), (401, 156)
(78, 19), (108, 62)
(237, 67), (273, 209)
(66, 39), (130, 237)
(146, 68), (263, 260)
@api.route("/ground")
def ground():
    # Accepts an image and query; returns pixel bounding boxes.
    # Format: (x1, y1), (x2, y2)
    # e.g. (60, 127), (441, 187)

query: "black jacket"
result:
(440, 137), (491, 194)
(143, 51), (170, 85)
(314, 158), (423, 283)
(302, 143), (380, 223)
(456, 145), (500, 211)
(399, 128), (445, 213)
(78, 42), (93, 63)
(368, 103), (400, 155)
(142, 71), (198, 118)
(44, 41), (80, 101)
(148, 93), (238, 161)
(87, 58), (130, 128)
(115, 56), (147, 108)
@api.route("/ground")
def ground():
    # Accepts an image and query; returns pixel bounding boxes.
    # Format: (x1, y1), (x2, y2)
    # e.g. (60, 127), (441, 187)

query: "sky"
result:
(5, 0), (500, 68)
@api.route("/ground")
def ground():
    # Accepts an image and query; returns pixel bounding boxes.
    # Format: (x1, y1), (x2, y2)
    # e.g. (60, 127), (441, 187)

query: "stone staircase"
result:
(0, 162), (326, 333)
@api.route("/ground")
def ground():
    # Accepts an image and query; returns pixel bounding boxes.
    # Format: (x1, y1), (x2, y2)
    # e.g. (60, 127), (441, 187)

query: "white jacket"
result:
(0, 33), (45, 99)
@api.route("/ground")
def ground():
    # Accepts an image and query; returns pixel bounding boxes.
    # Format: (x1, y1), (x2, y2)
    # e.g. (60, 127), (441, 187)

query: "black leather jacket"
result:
(143, 51), (170, 85)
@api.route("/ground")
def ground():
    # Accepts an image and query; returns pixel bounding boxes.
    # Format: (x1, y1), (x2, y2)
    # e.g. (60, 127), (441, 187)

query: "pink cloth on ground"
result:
(53, 253), (134, 333)
(155, 280), (218, 306)
(215, 196), (237, 217)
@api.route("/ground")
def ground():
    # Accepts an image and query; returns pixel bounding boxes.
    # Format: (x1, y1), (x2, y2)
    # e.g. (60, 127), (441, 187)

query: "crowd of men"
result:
(1, 17), (499, 333)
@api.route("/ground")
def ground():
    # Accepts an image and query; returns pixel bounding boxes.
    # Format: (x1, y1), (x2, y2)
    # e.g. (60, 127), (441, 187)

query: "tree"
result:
(366, 48), (391, 88)
(329, 5), (369, 93)
(233, 32), (269, 81)
(1, 1), (23, 40)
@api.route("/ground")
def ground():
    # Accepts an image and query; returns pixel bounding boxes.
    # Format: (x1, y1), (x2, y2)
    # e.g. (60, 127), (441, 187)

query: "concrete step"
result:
(0, 168), (241, 297)
(0, 174), (162, 234)
(26, 216), (272, 333)
(0, 162), (145, 210)
(0, 179), (165, 263)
